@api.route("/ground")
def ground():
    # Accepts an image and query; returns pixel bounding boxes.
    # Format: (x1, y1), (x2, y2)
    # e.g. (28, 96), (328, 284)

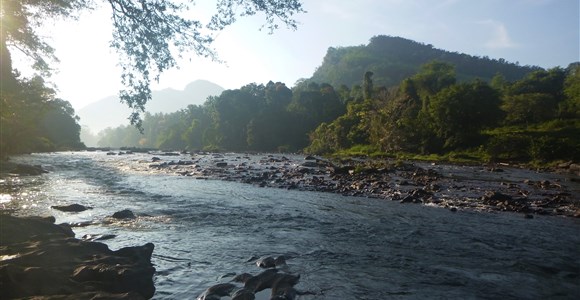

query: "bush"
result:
(529, 136), (579, 162)
(486, 134), (532, 161)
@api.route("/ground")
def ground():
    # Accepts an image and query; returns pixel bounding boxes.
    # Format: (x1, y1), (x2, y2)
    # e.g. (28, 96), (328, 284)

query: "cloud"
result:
(479, 19), (518, 49)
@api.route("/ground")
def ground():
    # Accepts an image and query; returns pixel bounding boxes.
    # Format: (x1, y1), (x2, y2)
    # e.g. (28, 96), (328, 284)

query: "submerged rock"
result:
(197, 254), (311, 300)
(255, 255), (286, 269)
(51, 203), (93, 212)
(244, 269), (280, 292)
(112, 209), (137, 219)
(196, 283), (237, 300)
(231, 287), (255, 300)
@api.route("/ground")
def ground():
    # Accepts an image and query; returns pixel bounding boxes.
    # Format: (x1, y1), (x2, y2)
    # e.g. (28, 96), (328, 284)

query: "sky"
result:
(14, 0), (580, 110)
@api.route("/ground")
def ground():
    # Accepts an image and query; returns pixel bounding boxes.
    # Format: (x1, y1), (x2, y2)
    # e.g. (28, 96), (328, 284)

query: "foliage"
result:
(561, 63), (580, 118)
(502, 93), (558, 125)
(93, 44), (578, 165)
(306, 60), (579, 164)
(37, 99), (84, 150)
(430, 80), (502, 149)
(2, 0), (305, 129)
(97, 80), (344, 152)
(501, 68), (567, 125)
(0, 75), (83, 158)
(1, 0), (304, 157)
(484, 120), (580, 162)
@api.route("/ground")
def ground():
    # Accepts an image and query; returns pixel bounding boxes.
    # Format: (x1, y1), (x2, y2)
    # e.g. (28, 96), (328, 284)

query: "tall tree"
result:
(363, 71), (374, 100)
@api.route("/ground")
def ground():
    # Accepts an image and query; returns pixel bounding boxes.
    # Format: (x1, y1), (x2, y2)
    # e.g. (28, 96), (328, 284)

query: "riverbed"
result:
(1, 151), (579, 299)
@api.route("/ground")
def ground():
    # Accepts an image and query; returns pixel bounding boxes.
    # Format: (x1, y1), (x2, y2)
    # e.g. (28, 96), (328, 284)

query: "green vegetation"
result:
(96, 81), (346, 152)
(307, 61), (580, 165)
(96, 57), (579, 166)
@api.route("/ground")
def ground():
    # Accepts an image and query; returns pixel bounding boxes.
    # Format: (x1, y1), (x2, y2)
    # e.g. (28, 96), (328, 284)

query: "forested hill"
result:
(310, 35), (542, 88)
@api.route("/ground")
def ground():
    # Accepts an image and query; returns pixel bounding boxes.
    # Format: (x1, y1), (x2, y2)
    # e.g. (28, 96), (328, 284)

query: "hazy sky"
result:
(17, 0), (580, 110)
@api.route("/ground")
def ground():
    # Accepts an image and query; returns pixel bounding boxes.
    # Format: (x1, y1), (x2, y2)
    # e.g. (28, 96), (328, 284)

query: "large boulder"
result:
(0, 215), (155, 299)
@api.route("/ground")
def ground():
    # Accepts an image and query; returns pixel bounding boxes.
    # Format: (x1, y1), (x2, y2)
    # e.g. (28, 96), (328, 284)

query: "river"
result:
(1, 152), (579, 299)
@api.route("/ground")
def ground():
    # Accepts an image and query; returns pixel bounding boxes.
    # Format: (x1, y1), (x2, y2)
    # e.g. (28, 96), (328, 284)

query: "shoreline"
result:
(140, 152), (580, 218)
(2, 151), (579, 218)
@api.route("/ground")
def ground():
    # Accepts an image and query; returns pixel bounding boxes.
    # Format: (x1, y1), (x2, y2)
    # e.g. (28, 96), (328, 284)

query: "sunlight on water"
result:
(0, 194), (11, 204)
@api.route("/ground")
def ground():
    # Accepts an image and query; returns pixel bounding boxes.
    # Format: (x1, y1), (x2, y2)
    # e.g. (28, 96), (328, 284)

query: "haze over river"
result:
(1, 152), (579, 299)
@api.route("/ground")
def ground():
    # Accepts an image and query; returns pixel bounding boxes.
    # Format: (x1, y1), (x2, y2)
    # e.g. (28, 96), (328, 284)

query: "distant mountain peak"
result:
(78, 80), (224, 133)
(311, 35), (541, 88)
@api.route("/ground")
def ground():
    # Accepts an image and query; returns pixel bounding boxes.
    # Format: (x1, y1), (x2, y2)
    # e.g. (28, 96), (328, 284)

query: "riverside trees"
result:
(306, 62), (579, 162)
(96, 60), (579, 163)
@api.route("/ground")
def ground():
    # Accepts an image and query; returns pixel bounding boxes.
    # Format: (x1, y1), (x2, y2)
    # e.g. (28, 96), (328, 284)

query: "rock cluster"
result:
(0, 215), (155, 299)
(0, 162), (48, 176)
(197, 255), (311, 300)
(145, 153), (580, 217)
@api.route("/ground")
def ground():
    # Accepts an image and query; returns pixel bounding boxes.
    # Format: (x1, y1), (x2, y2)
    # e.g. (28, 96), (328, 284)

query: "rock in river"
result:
(51, 203), (93, 212)
(112, 209), (137, 219)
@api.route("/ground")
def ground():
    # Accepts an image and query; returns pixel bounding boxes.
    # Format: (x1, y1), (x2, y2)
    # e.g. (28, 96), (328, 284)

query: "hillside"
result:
(310, 35), (542, 88)
(78, 80), (224, 132)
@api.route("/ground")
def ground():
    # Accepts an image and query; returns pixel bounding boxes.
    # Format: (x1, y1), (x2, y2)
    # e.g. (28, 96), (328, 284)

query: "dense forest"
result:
(96, 80), (345, 152)
(307, 62), (579, 162)
(97, 56), (579, 163)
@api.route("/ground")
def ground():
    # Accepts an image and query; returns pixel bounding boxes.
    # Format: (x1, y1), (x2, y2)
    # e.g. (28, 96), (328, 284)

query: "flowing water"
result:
(1, 152), (579, 299)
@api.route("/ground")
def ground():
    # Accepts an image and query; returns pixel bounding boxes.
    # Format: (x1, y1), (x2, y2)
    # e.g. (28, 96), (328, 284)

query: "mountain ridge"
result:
(78, 79), (224, 132)
(309, 35), (543, 88)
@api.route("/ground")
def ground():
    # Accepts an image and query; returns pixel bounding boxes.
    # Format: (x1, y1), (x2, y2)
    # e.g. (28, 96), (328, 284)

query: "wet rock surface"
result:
(0, 162), (48, 176)
(0, 214), (155, 299)
(197, 255), (314, 300)
(140, 152), (580, 218)
(51, 203), (93, 212)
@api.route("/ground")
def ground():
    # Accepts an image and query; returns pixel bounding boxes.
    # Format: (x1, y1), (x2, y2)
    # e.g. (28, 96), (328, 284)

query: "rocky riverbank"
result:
(139, 152), (580, 218)
(0, 214), (155, 299)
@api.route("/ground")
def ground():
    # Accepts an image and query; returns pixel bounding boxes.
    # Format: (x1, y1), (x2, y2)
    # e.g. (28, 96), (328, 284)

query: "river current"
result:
(1, 152), (579, 299)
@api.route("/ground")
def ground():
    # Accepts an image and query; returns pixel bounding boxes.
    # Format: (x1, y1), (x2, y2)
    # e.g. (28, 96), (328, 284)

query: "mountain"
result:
(78, 80), (224, 132)
(310, 35), (542, 88)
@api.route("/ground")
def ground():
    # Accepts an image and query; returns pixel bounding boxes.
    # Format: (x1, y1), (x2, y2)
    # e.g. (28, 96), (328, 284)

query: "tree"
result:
(430, 80), (502, 149)
(37, 98), (84, 150)
(502, 93), (558, 125)
(1, 75), (63, 156)
(1, 0), (305, 128)
(207, 85), (265, 150)
(372, 62), (456, 153)
(363, 71), (374, 100)
(502, 68), (567, 125)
